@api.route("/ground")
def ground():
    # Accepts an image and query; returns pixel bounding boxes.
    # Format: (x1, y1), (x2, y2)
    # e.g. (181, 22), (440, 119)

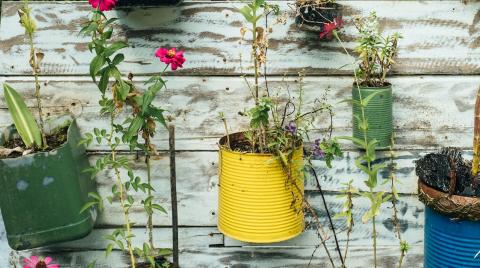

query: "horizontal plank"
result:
(0, 75), (479, 150)
(75, 150), (427, 226)
(1, 1), (479, 75)
(0, 150), (426, 233)
(8, 245), (423, 268)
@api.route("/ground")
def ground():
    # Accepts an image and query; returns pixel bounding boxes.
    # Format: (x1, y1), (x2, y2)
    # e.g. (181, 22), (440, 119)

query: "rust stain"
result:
(2, 3), (19, 17)
(35, 15), (47, 22)
(54, 48), (66, 53)
(180, 6), (237, 17)
(469, 9), (480, 35)
(0, 35), (24, 53)
(199, 31), (225, 40)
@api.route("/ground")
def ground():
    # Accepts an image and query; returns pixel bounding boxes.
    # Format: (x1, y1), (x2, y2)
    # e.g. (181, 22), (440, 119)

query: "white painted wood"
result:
(2, 1), (477, 266)
(0, 1), (479, 75)
(8, 245), (424, 268)
(0, 75), (479, 150)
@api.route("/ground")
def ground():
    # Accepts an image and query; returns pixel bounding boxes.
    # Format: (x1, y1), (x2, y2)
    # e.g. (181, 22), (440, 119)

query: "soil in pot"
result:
(1, 126), (68, 159)
(137, 256), (172, 268)
(295, 2), (341, 30)
(416, 147), (479, 197)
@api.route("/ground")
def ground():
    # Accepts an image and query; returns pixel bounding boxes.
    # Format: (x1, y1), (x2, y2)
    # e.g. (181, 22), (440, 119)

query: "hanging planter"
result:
(416, 150), (480, 267)
(415, 88), (480, 267)
(0, 118), (97, 250)
(117, 0), (183, 6)
(350, 12), (400, 150)
(352, 83), (393, 149)
(295, 1), (342, 32)
(217, 133), (304, 243)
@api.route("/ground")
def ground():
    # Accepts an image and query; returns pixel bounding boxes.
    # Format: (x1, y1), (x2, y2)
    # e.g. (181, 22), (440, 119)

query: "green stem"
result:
(335, 32), (377, 267)
(108, 114), (136, 268)
(146, 136), (155, 250)
(372, 214), (377, 268)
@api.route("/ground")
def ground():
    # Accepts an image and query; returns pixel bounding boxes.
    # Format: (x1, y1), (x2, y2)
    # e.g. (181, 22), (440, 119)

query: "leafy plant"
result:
(354, 11), (401, 87)
(3, 84), (42, 148)
(80, 3), (176, 267)
(226, 1), (344, 266)
(1, 1), (47, 150)
(331, 13), (406, 268)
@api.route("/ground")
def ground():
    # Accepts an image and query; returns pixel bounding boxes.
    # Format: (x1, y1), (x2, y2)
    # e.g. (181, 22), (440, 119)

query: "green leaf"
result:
(104, 41), (128, 57)
(87, 261), (97, 268)
(336, 135), (366, 148)
(112, 53), (125, 65)
(152, 204), (167, 214)
(255, 0), (265, 7)
(79, 201), (97, 214)
(238, 6), (253, 22)
(361, 91), (383, 107)
(90, 55), (106, 82)
(148, 107), (167, 128)
(117, 80), (130, 101)
(106, 243), (114, 257)
(98, 67), (110, 94)
(3, 84), (42, 148)
(124, 116), (143, 142)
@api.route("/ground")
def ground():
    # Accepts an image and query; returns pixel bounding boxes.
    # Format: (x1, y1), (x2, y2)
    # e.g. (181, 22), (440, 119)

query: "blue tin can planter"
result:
(419, 181), (480, 268)
(425, 207), (480, 268)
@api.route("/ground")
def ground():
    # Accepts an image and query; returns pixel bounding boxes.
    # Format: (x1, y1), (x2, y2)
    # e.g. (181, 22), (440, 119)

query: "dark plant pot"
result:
(419, 181), (480, 267)
(352, 84), (393, 149)
(295, 3), (342, 31)
(0, 119), (97, 250)
(117, 0), (183, 6)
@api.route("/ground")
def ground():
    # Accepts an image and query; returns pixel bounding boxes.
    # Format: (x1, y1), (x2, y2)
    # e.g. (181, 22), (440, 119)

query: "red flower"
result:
(88, 0), (118, 11)
(320, 17), (344, 40)
(155, 48), (186, 71)
(23, 256), (59, 268)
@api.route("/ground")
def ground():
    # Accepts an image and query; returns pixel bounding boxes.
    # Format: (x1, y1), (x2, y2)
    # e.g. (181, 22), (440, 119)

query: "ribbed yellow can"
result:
(218, 144), (305, 243)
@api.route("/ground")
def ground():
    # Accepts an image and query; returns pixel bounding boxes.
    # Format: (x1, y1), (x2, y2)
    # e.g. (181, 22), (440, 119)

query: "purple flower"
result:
(285, 121), (297, 135)
(312, 139), (325, 157)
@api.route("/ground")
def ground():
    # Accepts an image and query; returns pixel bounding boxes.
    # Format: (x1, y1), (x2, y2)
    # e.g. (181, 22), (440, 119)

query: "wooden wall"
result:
(0, 1), (479, 267)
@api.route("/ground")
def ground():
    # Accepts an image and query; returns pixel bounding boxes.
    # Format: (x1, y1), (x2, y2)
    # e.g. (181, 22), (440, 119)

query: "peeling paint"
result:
(16, 180), (28, 191)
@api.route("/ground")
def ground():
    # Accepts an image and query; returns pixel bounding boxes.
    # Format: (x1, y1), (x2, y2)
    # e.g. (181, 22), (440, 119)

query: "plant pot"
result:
(217, 132), (304, 243)
(419, 181), (480, 267)
(352, 84), (393, 149)
(117, 0), (183, 6)
(0, 118), (97, 250)
(295, 3), (342, 32)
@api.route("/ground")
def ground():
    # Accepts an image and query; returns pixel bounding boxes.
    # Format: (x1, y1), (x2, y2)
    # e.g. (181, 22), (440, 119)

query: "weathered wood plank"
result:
(0, 150), (425, 232)
(1, 1), (479, 75)
(8, 245), (424, 268)
(0, 75), (479, 150)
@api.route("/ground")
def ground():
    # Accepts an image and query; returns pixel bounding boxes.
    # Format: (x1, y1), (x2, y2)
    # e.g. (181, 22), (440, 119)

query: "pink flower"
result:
(320, 17), (344, 40)
(88, 0), (118, 11)
(23, 256), (59, 268)
(155, 48), (186, 71)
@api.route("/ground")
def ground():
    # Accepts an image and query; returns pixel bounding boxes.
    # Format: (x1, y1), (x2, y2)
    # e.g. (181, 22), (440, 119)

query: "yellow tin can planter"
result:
(218, 133), (305, 243)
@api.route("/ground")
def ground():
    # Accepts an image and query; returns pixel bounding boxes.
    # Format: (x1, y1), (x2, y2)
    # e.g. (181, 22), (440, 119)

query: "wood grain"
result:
(9, 245), (424, 268)
(0, 75), (479, 150)
(0, 1), (479, 75)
